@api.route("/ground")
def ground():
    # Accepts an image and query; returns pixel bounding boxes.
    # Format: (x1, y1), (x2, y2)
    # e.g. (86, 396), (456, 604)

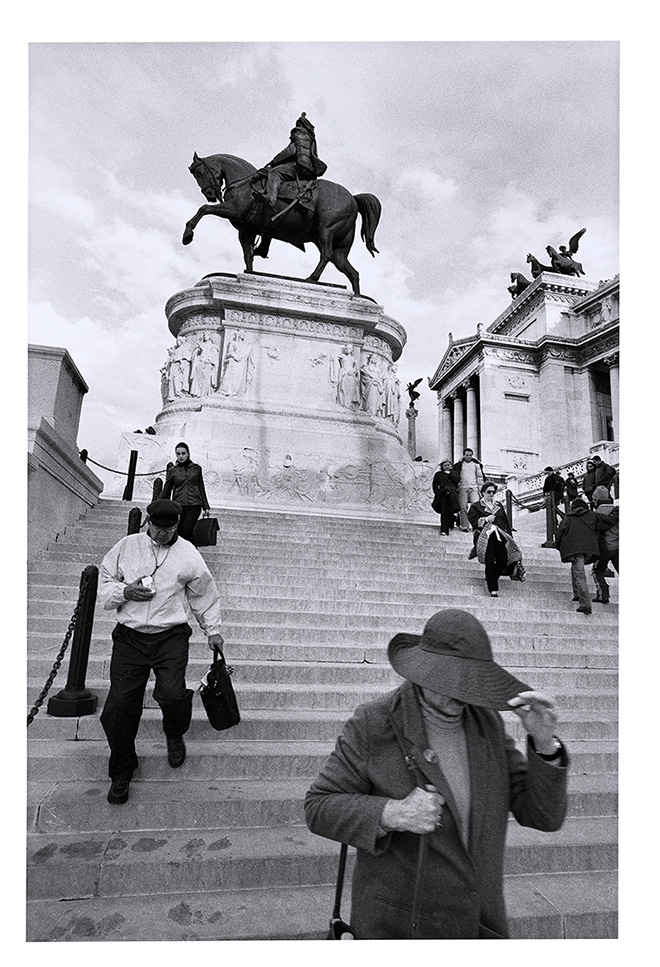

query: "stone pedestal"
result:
(109, 273), (434, 518)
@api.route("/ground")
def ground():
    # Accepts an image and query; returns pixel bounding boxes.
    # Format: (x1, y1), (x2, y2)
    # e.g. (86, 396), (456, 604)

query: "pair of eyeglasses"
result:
(485, 490), (496, 495)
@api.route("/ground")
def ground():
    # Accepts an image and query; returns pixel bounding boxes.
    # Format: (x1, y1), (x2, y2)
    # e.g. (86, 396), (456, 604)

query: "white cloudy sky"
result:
(26, 33), (619, 472)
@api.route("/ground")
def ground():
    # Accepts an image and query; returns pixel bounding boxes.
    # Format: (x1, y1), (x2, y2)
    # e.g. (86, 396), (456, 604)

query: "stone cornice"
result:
(487, 273), (597, 336)
(165, 273), (405, 357)
(430, 319), (620, 393)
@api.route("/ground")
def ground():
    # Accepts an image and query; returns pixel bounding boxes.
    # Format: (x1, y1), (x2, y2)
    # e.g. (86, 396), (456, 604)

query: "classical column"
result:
(451, 391), (464, 463)
(464, 378), (479, 455)
(406, 406), (418, 458)
(605, 354), (619, 443)
(439, 397), (453, 461)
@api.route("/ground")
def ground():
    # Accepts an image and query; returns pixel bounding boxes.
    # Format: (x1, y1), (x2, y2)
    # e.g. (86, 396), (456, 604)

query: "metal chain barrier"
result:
(84, 454), (167, 477)
(27, 571), (91, 727)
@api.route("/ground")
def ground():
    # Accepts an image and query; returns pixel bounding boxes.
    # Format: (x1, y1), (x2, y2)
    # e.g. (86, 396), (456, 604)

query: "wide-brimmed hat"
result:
(146, 499), (182, 527)
(388, 609), (529, 709)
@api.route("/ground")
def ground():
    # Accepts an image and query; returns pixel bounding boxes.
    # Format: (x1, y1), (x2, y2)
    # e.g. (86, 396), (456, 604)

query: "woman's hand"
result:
(380, 785), (445, 834)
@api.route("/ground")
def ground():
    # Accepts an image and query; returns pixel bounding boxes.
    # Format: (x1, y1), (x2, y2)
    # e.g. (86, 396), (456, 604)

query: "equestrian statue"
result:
(182, 113), (381, 296)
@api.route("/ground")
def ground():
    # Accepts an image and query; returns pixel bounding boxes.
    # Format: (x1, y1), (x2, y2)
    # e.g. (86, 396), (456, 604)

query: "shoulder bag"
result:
(199, 647), (240, 731)
(193, 516), (219, 547)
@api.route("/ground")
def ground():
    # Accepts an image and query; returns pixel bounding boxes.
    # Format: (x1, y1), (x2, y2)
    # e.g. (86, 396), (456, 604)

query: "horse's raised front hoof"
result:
(182, 229), (194, 245)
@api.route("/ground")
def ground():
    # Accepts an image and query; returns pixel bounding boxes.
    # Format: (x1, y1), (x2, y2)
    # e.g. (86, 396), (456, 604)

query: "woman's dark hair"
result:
(480, 480), (497, 495)
(175, 442), (190, 453)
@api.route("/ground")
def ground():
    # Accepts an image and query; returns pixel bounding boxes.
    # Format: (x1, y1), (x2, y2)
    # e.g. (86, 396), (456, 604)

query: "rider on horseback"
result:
(260, 113), (327, 209)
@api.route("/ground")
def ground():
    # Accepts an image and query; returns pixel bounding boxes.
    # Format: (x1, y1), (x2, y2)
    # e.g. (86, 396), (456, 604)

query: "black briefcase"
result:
(199, 648), (240, 731)
(192, 516), (219, 547)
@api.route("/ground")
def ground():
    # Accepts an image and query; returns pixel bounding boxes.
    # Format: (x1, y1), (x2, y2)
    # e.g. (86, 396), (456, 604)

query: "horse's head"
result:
(189, 152), (223, 203)
(526, 253), (533, 263)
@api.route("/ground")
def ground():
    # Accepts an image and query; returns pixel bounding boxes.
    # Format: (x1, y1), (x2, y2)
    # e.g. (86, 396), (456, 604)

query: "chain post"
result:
(541, 493), (557, 548)
(122, 450), (139, 500)
(127, 507), (142, 535)
(46, 566), (99, 717)
(152, 477), (163, 500)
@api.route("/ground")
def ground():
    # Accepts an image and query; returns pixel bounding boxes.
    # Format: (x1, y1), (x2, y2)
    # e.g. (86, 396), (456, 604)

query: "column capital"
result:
(462, 377), (475, 392)
(603, 353), (619, 368)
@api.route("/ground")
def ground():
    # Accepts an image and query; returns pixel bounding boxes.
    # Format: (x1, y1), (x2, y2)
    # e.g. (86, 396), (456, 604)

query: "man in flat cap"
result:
(98, 499), (223, 804)
(305, 609), (568, 939)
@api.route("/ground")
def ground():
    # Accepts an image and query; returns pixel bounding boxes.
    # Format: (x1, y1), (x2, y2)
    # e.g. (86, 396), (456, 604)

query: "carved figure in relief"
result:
(231, 448), (269, 497)
(383, 363), (401, 422)
(270, 453), (318, 502)
(168, 338), (194, 398)
(219, 331), (255, 397)
(337, 345), (361, 408)
(360, 354), (384, 416)
(190, 332), (220, 397)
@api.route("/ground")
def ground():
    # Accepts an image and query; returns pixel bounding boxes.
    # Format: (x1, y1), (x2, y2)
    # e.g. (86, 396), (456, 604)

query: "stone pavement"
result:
(27, 500), (618, 940)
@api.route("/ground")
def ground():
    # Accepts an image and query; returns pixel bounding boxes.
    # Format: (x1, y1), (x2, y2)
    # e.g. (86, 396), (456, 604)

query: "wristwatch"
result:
(536, 737), (562, 761)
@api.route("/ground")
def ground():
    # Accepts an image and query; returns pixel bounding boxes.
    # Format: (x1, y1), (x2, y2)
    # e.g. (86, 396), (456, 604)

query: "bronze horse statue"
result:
(182, 153), (381, 296)
(526, 253), (554, 278)
(508, 272), (532, 299)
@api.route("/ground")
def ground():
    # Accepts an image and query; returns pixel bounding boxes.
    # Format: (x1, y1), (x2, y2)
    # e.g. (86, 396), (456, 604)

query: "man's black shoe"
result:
(107, 778), (130, 804)
(167, 736), (186, 768)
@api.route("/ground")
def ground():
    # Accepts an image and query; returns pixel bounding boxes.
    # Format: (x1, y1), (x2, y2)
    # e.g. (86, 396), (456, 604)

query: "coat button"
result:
(423, 748), (438, 763)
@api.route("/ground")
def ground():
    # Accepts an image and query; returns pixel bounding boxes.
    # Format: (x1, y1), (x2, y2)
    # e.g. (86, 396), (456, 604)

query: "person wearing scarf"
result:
(467, 481), (517, 597)
(161, 442), (210, 544)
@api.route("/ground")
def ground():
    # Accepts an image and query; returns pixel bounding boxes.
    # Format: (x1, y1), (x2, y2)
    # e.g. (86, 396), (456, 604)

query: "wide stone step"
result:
(27, 815), (617, 902)
(26, 583), (619, 615)
(26, 730), (618, 775)
(26, 629), (619, 667)
(27, 676), (617, 716)
(26, 702), (618, 744)
(26, 769), (617, 835)
(24, 867), (617, 941)
(26, 653), (619, 688)
(27, 606), (619, 637)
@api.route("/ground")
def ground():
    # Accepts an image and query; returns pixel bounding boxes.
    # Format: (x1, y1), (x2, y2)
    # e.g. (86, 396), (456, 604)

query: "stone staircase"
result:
(27, 499), (618, 941)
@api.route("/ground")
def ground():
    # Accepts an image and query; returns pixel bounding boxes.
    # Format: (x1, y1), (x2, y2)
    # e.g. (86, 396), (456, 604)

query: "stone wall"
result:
(28, 346), (103, 557)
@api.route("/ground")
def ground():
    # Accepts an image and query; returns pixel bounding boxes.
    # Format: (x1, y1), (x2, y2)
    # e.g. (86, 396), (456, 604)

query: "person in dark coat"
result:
(554, 498), (600, 614)
(565, 472), (579, 502)
(304, 609), (568, 940)
(582, 459), (598, 505)
(431, 459), (460, 535)
(161, 442), (210, 544)
(582, 456), (617, 506)
(592, 486), (619, 604)
(591, 456), (617, 492)
(467, 481), (522, 596)
(542, 466), (566, 512)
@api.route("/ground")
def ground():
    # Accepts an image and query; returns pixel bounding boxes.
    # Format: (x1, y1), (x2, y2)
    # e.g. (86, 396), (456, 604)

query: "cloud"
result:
(394, 168), (459, 205)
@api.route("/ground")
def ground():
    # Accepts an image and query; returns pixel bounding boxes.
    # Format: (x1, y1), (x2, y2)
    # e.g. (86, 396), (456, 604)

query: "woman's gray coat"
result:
(304, 680), (568, 939)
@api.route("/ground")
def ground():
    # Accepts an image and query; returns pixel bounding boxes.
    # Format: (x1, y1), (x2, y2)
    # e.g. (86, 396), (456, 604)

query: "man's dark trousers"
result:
(100, 622), (194, 780)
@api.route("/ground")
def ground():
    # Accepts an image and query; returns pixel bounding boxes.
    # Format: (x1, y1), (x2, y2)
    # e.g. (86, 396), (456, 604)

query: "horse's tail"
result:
(354, 193), (381, 257)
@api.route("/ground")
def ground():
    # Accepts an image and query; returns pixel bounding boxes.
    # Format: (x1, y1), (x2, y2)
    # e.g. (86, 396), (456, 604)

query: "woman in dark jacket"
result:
(467, 482), (519, 597)
(431, 459), (460, 535)
(161, 442), (210, 544)
(554, 498), (600, 614)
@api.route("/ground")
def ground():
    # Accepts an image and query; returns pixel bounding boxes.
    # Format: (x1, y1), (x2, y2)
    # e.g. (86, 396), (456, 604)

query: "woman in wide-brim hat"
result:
(304, 609), (568, 940)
